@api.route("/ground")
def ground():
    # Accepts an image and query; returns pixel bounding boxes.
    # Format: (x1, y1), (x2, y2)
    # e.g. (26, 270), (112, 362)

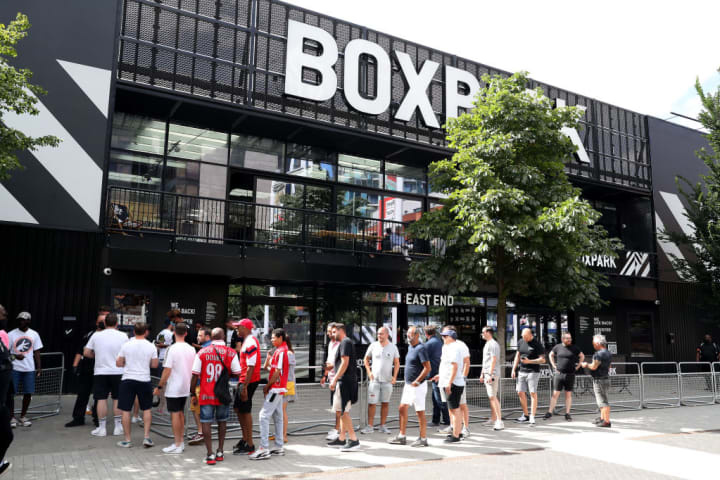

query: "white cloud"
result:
(284, 0), (720, 124)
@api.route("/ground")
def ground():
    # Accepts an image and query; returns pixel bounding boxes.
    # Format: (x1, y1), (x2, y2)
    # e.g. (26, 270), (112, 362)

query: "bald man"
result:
(361, 327), (400, 434)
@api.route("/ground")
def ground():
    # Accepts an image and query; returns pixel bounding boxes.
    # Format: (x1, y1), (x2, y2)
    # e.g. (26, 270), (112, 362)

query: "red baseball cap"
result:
(232, 318), (254, 330)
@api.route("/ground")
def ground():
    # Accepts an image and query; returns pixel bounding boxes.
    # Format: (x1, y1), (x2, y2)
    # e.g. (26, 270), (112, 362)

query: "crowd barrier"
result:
(641, 362), (680, 408)
(11, 352), (64, 420)
(679, 362), (715, 406)
(715, 363), (720, 403)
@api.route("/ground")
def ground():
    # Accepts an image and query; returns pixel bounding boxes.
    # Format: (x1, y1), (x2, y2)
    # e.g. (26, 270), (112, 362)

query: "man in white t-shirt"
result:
(115, 322), (158, 448)
(153, 322), (195, 454)
(155, 317), (175, 369)
(8, 312), (43, 427)
(433, 326), (465, 443)
(321, 323), (341, 441)
(455, 337), (471, 438)
(361, 327), (399, 434)
(84, 313), (129, 437)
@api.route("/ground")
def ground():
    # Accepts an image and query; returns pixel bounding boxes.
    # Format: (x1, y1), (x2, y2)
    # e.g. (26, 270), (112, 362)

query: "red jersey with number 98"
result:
(192, 341), (241, 406)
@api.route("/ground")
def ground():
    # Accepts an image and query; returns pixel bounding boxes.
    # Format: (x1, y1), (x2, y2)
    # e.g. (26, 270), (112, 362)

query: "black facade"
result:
(0, 0), (711, 374)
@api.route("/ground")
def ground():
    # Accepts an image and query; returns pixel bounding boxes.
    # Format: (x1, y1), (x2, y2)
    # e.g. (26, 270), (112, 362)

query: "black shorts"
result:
(118, 380), (153, 412)
(234, 381), (260, 414)
(553, 372), (576, 392)
(447, 384), (464, 410)
(166, 396), (187, 413)
(93, 374), (122, 400)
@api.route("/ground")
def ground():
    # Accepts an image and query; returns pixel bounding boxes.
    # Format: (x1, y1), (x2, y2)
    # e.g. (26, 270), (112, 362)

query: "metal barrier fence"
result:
(679, 362), (715, 406)
(641, 362), (680, 408)
(11, 352), (64, 420)
(714, 363), (720, 403)
(553, 363), (643, 414)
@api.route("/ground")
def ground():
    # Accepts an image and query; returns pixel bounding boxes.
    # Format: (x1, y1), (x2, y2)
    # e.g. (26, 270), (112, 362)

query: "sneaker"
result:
(245, 444), (256, 455)
(188, 433), (204, 445)
(215, 451), (224, 462)
(91, 426), (107, 437)
(493, 420), (505, 431)
(326, 438), (345, 448)
(564, 413), (572, 421)
(542, 412), (552, 420)
(593, 417), (603, 425)
(515, 415), (528, 423)
(529, 416), (536, 426)
(438, 425), (453, 433)
(131, 416), (142, 424)
(233, 440), (251, 455)
(162, 444), (184, 454)
(326, 428), (339, 441)
(378, 424), (391, 434)
(597, 421), (612, 428)
(113, 424), (124, 436)
(0, 461), (10, 476)
(19, 417), (31, 427)
(205, 454), (216, 465)
(341, 439), (360, 452)
(360, 425), (375, 434)
(65, 418), (85, 428)
(270, 447), (285, 456)
(116, 440), (132, 448)
(443, 435), (461, 443)
(249, 448), (271, 460)
(388, 435), (406, 445)
(411, 437), (428, 448)
(143, 437), (154, 448)
(461, 427), (470, 438)
(9, 418), (17, 428)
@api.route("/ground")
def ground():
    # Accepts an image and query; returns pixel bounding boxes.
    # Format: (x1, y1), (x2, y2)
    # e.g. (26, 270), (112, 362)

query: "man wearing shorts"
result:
(115, 322), (158, 448)
(232, 318), (261, 455)
(190, 328), (241, 465)
(8, 312), (43, 427)
(388, 326), (430, 447)
(154, 322), (196, 453)
(435, 326), (464, 443)
(545, 332), (584, 421)
(582, 334), (612, 428)
(511, 328), (545, 425)
(326, 323), (360, 452)
(361, 326), (399, 434)
(321, 323), (341, 441)
(84, 313), (128, 437)
(188, 327), (211, 445)
(455, 331), (471, 438)
(480, 327), (503, 430)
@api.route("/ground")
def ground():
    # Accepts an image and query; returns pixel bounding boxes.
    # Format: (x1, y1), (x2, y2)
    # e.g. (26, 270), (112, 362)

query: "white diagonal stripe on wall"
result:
(3, 89), (103, 224)
(660, 191), (694, 237)
(655, 213), (688, 280)
(0, 184), (38, 224)
(57, 60), (111, 118)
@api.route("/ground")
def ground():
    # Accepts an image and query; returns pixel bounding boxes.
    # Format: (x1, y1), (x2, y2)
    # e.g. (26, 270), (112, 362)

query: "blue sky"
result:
(286, 0), (720, 130)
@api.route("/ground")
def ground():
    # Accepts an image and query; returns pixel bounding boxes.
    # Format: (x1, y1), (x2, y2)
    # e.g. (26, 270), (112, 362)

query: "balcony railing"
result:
(105, 186), (437, 258)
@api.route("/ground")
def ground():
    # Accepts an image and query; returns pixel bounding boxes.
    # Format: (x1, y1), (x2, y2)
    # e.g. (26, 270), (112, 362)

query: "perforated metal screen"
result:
(117, 0), (651, 190)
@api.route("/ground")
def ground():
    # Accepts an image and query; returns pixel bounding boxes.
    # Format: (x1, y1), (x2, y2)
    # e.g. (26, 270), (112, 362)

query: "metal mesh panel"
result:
(714, 363), (720, 402)
(12, 352), (64, 420)
(679, 362), (715, 406)
(641, 362), (680, 408)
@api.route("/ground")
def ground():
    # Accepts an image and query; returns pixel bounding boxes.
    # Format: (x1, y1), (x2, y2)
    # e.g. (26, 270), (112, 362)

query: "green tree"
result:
(409, 72), (621, 362)
(661, 67), (720, 315)
(0, 13), (60, 180)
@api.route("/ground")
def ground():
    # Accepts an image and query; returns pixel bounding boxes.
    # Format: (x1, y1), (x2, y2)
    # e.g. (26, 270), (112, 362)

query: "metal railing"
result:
(679, 362), (715, 406)
(105, 186), (438, 258)
(11, 352), (64, 420)
(641, 362), (680, 408)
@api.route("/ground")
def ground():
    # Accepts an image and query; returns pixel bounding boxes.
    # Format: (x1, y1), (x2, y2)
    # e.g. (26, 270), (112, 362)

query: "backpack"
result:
(0, 337), (11, 372)
(213, 347), (232, 405)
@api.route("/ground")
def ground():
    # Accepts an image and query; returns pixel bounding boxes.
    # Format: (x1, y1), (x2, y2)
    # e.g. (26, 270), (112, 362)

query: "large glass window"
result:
(108, 151), (163, 191)
(111, 113), (166, 155)
(164, 159), (227, 199)
(337, 154), (381, 188)
(381, 196), (422, 223)
(286, 143), (335, 181)
(385, 162), (426, 195)
(230, 134), (283, 172)
(336, 188), (381, 219)
(167, 123), (228, 164)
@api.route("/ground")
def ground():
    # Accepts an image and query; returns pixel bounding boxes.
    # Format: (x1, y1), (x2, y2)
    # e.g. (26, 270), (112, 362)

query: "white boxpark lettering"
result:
(582, 254), (617, 269)
(394, 52), (440, 128)
(284, 20), (338, 101)
(343, 39), (391, 115)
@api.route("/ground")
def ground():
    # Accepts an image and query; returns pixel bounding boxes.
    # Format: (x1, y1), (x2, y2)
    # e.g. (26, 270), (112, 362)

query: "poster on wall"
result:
(112, 290), (152, 327)
(170, 301), (198, 325)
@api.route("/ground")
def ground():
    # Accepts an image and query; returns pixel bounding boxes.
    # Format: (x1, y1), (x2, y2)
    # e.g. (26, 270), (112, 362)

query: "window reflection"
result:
(167, 123), (228, 164)
(338, 154), (381, 188)
(230, 134), (283, 172)
(111, 113), (166, 155)
(385, 162), (426, 195)
(286, 143), (335, 181)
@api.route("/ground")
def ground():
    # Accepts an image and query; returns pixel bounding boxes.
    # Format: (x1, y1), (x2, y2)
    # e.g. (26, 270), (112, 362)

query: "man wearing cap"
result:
(8, 312), (43, 427)
(433, 325), (464, 443)
(232, 318), (261, 455)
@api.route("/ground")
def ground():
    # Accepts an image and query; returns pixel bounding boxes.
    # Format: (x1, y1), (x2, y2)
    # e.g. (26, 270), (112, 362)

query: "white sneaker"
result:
(515, 414), (528, 423)
(113, 424), (124, 436)
(529, 416), (536, 426)
(378, 425), (391, 434)
(493, 420), (505, 431)
(131, 416), (142, 424)
(249, 447), (271, 460)
(438, 425), (453, 434)
(360, 425), (374, 434)
(10, 418), (17, 428)
(162, 444), (184, 454)
(325, 429), (339, 441)
(91, 426), (107, 437)
(461, 427), (470, 438)
(19, 417), (32, 427)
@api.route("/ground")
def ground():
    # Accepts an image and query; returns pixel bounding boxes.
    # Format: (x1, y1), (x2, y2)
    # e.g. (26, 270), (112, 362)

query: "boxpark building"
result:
(0, 0), (715, 381)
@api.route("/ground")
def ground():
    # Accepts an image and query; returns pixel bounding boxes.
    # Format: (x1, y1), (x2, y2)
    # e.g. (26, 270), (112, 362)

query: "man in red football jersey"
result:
(249, 329), (289, 460)
(190, 328), (241, 465)
(232, 318), (261, 455)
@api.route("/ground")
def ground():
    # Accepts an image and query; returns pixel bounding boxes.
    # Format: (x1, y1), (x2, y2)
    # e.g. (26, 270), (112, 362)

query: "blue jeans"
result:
(431, 382), (449, 425)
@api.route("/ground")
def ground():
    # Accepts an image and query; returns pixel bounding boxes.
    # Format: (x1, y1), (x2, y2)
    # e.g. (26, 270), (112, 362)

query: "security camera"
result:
(103, 267), (112, 276)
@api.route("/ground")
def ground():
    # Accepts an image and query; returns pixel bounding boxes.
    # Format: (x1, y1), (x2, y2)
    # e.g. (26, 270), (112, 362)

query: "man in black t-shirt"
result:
(582, 334), (612, 428)
(327, 323), (360, 452)
(696, 334), (720, 390)
(544, 333), (584, 421)
(511, 328), (545, 425)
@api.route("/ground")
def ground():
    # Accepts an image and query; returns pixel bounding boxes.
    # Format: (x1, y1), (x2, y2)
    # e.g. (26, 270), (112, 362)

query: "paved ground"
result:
(4, 396), (720, 479)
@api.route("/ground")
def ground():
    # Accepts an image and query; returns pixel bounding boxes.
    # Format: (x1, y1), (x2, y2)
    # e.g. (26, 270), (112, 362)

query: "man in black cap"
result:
(8, 311), (43, 427)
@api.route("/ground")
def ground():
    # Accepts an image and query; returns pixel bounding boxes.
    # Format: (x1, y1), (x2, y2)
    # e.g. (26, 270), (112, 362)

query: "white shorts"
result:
(483, 375), (499, 397)
(368, 381), (393, 405)
(399, 381), (427, 412)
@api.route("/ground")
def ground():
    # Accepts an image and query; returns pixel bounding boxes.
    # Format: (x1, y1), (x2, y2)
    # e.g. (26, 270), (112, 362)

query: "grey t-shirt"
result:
(364, 341), (400, 383)
(591, 348), (612, 378)
(482, 338), (501, 377)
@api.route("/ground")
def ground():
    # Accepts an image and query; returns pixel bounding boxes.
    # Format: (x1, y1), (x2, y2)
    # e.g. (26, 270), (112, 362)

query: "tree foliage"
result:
(661, 67), (720, 314)
(0, 13), (60, 180)
(409, 72), (621, 360)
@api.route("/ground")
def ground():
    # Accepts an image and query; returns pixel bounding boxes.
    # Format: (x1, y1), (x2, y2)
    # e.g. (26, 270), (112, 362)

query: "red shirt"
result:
(192, 341), (241, 406)
(269, 343), (289, 394)
(239, 335), (261, 384)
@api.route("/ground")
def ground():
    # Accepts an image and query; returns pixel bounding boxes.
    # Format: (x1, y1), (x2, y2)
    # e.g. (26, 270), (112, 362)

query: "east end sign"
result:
(404, 293), (454, 306)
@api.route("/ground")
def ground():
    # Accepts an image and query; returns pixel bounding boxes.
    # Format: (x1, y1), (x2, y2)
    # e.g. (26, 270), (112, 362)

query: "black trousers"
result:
(0, 369), (13, 461)
(71, 374), (97, 422)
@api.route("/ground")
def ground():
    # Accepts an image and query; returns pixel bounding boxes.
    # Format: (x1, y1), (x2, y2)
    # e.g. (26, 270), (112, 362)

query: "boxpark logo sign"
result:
(582, 251), (652, 278)
(283, 20), (590, 164)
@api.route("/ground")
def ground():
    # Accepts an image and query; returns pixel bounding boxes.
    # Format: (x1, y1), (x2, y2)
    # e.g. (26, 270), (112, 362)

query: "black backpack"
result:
(0, 337), (11, 372)
(213, 347), (232, 405)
